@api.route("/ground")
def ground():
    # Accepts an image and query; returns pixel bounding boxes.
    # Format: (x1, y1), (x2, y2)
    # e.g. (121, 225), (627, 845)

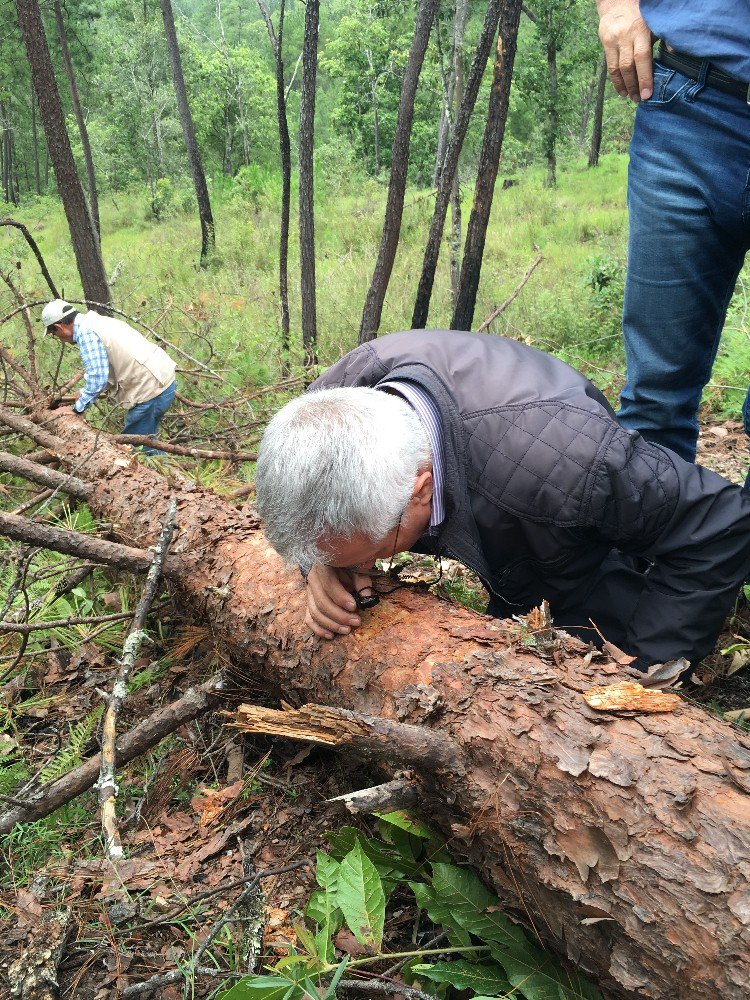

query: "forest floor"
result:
(0, 413), (747, 1000)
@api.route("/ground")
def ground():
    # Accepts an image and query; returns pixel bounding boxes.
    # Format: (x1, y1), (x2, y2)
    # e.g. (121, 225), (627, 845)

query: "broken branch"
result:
(0, 511), (159, 572)
(0, 219), (60, 296)
(113, 435), (258, 462)
(229, 703), (464, 776)
(98, 499), (177, 860)
(328, 777), (419, 815)
(0, 449), (90, 499)
(476, 245), (543, 333)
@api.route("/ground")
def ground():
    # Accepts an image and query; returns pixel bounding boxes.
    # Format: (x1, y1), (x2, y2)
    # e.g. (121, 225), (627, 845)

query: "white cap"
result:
(41, 299), (76, 332)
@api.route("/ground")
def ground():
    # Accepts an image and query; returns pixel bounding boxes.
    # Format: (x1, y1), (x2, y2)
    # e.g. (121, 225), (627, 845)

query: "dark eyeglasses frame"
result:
(350, 515), (442, 609)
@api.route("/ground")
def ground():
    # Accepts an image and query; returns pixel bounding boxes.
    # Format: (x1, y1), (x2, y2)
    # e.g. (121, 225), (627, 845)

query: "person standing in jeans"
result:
(42, 299), (177, 453)
(596, 0), (750, 488)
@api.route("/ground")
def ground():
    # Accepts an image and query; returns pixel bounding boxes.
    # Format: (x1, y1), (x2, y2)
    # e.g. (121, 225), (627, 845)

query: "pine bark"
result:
(359, 0), (441, 343)
(53, 0), (100, 239)
(451, 0), (522, 331)
(299, 0), (320, 364)
(589, 54), (607, 168)
(2, 404), (749, 1000)
(14, 0), (110, 306)
(159, 0), (215, 265)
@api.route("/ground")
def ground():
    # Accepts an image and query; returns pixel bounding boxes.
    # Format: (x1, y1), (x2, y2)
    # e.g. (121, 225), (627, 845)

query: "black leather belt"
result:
(658, 42), (750, 103)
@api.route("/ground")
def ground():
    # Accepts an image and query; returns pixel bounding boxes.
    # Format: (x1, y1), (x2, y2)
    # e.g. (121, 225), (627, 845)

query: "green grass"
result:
(2, 151), (747, 419)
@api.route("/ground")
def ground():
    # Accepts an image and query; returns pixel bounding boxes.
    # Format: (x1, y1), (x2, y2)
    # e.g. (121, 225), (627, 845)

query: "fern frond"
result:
(40, 705), (104, 783)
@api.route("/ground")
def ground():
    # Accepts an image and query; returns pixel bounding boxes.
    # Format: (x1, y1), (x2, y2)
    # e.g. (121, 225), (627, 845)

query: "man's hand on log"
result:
(305, 563), (372, 639)
(596, 0), (654, 101)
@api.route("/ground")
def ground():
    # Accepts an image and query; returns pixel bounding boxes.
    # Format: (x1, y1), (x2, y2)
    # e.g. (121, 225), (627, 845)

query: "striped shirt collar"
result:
(378, 380), (445, 533)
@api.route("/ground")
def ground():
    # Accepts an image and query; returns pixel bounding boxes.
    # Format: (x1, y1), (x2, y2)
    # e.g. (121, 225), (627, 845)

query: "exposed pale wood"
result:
(327, 777), (419, 815)
(231, 703), (464, 776)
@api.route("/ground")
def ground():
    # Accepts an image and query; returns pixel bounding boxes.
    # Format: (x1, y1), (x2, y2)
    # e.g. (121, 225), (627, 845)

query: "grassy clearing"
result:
(4, 152), (747, 424)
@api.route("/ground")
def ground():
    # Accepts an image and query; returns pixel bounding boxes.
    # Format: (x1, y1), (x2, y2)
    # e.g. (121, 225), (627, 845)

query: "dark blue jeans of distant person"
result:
(121, 380), (177, 454)
(619, 57), (750, 489)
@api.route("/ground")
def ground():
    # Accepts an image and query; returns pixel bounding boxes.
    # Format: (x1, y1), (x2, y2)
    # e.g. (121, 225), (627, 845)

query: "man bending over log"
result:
(255, 330), (750, 672)
(42, 299), (177, 453)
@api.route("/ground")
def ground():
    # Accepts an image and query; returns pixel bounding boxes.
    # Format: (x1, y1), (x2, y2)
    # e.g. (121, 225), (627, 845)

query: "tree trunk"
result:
(257, 0), (292, 353)
(412, 0), (501, 329)
(30, 82), (41, 196)
(1, 103), (10, 205)
(53, 0), (100, 239)
(13, 0), (110, 307)
(589, 54), (607, 168)
(450, 0), (469, 303)
(545, 40), (558, 187)
(433, 14), (455, 188)
(299, 0), (320, 364)
(452, 0), (522, 331)
(2, 403), (750, 1000)
(159, 0), (215, 265)
(359, 0), (441, 343)
(276, 6), (292, 356)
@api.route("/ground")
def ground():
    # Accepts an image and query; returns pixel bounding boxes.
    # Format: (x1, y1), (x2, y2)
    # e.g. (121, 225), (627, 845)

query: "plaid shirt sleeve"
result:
(73, 326), (110, 412)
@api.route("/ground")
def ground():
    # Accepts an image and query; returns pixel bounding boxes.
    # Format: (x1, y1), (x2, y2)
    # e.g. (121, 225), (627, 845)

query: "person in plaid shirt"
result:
(42, 299), (177, 451)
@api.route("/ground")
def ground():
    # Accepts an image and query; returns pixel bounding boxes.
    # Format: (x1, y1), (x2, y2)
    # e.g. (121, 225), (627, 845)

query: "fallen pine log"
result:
(1, 404), (749, 1000)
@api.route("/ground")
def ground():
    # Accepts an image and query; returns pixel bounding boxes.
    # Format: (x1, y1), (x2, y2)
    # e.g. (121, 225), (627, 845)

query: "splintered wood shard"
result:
(230, 703), (464, 774)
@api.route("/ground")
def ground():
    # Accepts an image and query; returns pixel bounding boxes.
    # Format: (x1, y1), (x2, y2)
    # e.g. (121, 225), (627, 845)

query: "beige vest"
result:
(81, 311), (177, 409)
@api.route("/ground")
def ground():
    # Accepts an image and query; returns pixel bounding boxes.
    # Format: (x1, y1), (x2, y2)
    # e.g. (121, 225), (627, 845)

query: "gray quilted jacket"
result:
(312, 329), (750, 666)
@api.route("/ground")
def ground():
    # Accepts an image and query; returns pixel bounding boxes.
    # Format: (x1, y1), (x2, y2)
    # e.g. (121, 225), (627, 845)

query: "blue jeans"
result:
(121, 380), (177, 454)
(619, 58), (750, 488)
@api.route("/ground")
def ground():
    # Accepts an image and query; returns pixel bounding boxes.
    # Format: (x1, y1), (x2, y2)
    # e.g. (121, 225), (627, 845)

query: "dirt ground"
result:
(0, 418), (748, 999)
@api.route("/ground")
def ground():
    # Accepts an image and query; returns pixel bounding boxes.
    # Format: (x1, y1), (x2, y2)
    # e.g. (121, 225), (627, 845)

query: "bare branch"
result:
(113, 435), (257, 462)
(0, 271), (39, 388)
(72, 299), (226, 381)
(476, 245), (544, 332)
(0, 611), (135, 634)
(0, 510), (159, 572)
(120, 861), (311, 998)
(0, 218), (60, 296)
(0, 344), (36, 395)
(98, 499), (177, 860)
(0, 449), (90, 499)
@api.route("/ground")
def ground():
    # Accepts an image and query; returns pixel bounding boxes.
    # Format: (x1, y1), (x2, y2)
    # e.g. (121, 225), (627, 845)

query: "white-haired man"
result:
(255, 329), (750, 673)
(42, 299), (177, 447)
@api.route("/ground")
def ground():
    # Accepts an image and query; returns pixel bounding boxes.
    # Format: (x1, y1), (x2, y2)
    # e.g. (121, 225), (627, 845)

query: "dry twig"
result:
(97, 499), (177, 860)
(476, 244), (543, 333)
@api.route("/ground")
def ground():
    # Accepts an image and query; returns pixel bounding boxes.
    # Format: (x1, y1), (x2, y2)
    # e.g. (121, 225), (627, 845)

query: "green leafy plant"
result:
(218, 812), (602, 999)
